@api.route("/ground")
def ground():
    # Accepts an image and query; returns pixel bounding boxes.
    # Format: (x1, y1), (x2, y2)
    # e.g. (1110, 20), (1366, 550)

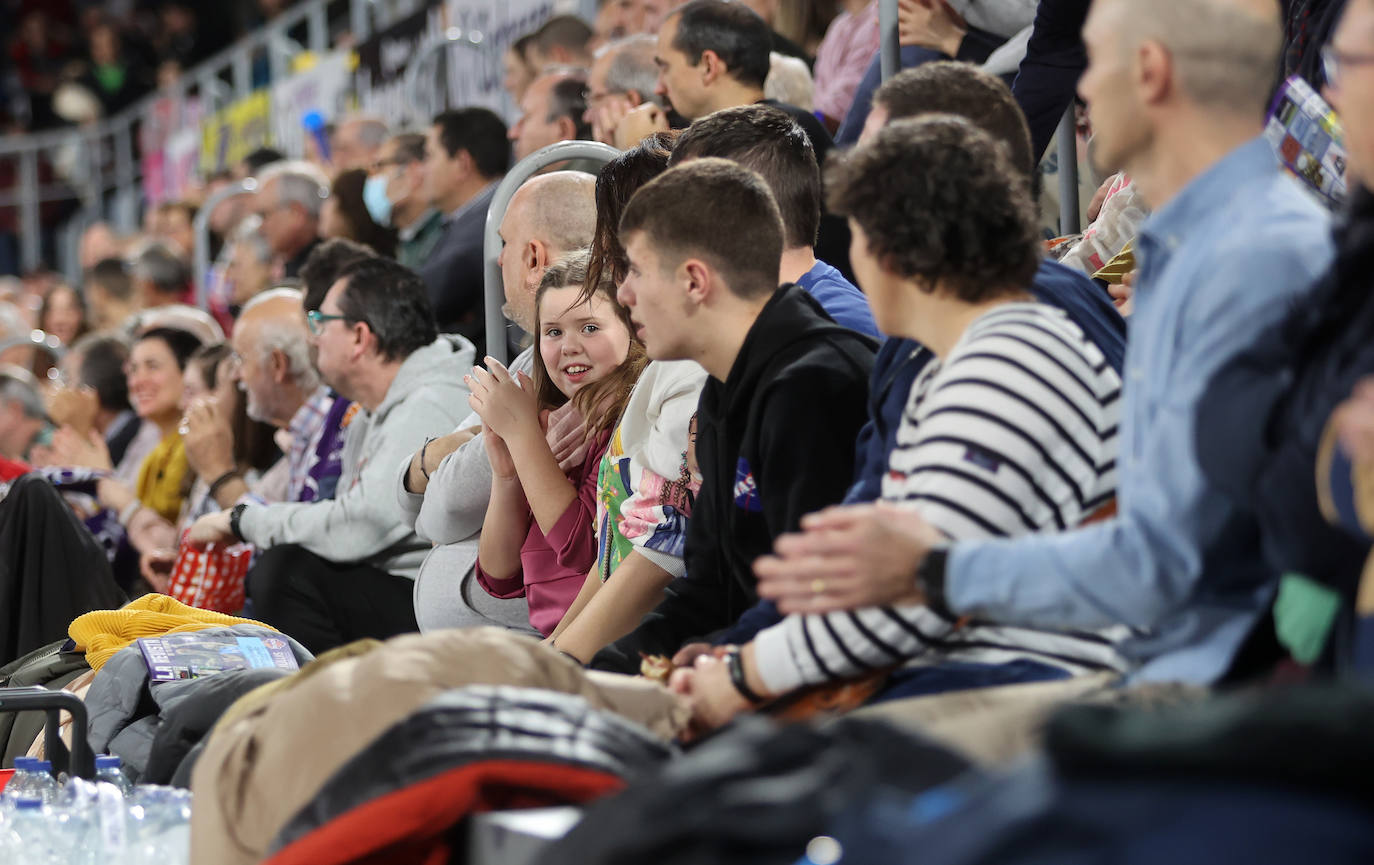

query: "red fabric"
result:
(168, 530), (252, 613)
(0, 459), (30, 482)
(263, 760), (625, 865)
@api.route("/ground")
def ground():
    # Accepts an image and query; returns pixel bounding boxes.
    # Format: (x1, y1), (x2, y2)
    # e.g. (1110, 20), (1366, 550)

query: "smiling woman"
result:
(56, 326), (207, 537)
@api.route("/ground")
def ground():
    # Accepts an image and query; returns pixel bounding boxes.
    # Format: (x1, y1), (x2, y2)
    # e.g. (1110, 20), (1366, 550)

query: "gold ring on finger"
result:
(811, 578), (826, 594)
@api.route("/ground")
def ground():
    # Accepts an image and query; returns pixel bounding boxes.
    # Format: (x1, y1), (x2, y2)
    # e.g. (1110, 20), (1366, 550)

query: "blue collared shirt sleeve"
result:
(945, 202), (1333, 640)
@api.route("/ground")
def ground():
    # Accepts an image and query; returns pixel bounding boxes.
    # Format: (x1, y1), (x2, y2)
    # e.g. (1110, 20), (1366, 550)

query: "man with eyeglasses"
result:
(191, 258), (475, 653)
(584, 34), (664, 147)
(362, 133), (444, 274)
(510, 70), (594, 163)
(252, 161), (330, 280)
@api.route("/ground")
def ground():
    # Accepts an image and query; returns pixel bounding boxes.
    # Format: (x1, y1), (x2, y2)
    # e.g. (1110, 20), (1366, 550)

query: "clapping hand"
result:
(467, 357), (541, 444)
(543, 401), (590, 471)
(181, 397), (236, 481)
(50, 424), (112, 471)
(46, 385), (99, 436)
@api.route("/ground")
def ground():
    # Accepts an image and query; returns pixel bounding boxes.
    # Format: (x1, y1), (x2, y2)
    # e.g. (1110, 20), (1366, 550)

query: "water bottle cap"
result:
(11, 756), (35, 769)
(13, 798), (42, 810)
(35, 760), (51, 771)
(96, 755), (122, 769)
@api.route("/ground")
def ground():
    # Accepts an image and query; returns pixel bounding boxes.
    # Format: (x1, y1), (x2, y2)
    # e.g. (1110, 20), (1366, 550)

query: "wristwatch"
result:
(228, 503), (249, 543)
(725, 648), (767, 705)
(916, 544), (952, 618)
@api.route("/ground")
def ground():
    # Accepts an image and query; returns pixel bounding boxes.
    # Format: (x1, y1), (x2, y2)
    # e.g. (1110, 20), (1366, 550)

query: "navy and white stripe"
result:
(754, 303), (1128, 695)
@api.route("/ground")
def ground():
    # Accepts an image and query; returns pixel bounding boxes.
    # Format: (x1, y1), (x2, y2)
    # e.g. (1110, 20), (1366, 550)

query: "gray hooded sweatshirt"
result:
(238, 336), (474, 580)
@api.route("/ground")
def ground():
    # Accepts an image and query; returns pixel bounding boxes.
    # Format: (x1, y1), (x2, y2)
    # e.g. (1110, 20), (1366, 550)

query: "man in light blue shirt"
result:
(751, 0), (1333, 687)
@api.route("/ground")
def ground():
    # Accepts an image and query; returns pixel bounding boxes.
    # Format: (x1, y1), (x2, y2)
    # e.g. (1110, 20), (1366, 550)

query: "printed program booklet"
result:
(137, 633), (299, 682)
(1265, 74), (1349, 209)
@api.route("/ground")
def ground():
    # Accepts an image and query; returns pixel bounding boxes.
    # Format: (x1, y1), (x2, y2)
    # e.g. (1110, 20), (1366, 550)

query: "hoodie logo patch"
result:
(734, 458), (762, 512)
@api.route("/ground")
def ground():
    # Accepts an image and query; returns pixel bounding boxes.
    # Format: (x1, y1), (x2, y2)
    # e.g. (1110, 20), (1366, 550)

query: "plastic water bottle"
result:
(7, 798), (59, 864)
(0, 759), (38, 808)
(28, 762), (59, 805)
(95, 756), (133, 797)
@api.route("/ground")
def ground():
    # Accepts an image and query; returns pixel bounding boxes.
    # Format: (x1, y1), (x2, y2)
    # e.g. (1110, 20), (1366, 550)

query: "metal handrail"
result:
(0, 0), (352, 276)
(482, 140), (621, 365)
(403, 26), (494, 127)
(879, 0), (900, 82)
(1057, 107), (1081, 236)
(0, 330), (66, 362)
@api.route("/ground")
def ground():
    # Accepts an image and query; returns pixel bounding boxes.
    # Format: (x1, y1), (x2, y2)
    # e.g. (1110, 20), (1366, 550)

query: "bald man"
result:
(397, 172), (596, 633)
(752, 0), (1335, 690)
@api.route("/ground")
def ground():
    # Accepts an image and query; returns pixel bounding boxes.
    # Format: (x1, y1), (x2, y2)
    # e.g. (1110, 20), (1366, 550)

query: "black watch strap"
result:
(917, 545), (953, 618)
(726, 648), (767, 705)
(228, 503), (249, 542)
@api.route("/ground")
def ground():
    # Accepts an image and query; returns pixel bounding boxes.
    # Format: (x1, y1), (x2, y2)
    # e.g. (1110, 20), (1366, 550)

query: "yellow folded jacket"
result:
(70, 594), (273, 671)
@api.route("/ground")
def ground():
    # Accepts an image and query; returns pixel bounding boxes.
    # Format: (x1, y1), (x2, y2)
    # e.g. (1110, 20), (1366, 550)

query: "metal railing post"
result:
(1057, 106), (1081, 236)
(350, 0), (372, 43)
(482, 140), (621, 365)
(233, 48), (254, 100)
(194, 179), (258, 310)
(18, 150), (40, 272)
(308, 2), (329, 54)
(404, 27), (494, 126)
(880, 0), (900, 81)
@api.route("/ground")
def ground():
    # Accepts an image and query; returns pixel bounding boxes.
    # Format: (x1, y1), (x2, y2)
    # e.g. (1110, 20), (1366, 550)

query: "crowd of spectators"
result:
(3, 0), (1374, 858)
(1, 0), (307, 132)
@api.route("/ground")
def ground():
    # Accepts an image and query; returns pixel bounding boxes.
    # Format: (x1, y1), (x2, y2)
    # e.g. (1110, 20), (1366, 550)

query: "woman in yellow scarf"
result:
(92, 326), (204, 525)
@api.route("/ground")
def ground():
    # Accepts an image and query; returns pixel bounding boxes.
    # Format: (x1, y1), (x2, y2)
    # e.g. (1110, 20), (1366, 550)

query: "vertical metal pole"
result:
(88, 128), (105, 211)
(268, 27), (289, 84)
(350, 0), (372, 43)
(233, 47), (254, 99)
(194, 181), (256, 310)
(18, 150), (40, 272)
(115, 118), (135, 193)
(879, 0), (900, 81)
(1057, 106), (1080, 235)
(308, 2), (329, 54)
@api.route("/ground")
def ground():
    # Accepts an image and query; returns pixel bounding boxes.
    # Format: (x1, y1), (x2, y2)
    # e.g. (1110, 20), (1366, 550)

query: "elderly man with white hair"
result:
(252, 160), (330, 279)
(226, 287), (343, 506)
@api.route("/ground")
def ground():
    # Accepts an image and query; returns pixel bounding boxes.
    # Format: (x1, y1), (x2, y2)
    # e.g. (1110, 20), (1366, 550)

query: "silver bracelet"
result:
(118, 498), (143, 526)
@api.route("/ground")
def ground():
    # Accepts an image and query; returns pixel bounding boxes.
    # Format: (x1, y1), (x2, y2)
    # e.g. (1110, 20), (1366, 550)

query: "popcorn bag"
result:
(167, 531), (252, 614)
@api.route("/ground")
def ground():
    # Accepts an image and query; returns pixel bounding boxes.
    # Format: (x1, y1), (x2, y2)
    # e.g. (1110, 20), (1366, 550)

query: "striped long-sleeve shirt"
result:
(753, 302), (1129, 695)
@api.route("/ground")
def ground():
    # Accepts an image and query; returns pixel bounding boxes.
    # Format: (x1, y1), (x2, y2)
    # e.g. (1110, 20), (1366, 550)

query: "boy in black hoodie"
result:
(590, 158), (875, 673)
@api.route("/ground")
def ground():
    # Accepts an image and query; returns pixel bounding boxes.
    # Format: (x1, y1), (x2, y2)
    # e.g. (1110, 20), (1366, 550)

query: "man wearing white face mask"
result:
(364, 132), (444, 273)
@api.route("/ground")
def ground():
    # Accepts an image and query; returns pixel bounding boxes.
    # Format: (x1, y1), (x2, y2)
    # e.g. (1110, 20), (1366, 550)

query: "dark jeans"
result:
(246, 544), (419, 654)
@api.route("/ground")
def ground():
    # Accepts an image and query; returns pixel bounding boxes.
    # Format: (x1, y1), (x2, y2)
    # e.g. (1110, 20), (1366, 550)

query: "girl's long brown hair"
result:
(582, 130), (679, 306)
(530, 249), (647, 438)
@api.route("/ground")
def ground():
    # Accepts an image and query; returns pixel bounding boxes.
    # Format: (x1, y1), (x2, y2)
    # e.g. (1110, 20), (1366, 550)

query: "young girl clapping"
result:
(470, 250), (647, 636)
